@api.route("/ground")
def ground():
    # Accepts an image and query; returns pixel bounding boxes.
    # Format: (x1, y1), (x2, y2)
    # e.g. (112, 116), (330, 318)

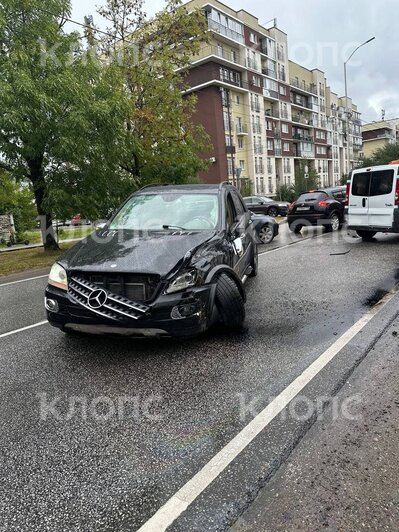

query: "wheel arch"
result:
(205, 265), (246, 302)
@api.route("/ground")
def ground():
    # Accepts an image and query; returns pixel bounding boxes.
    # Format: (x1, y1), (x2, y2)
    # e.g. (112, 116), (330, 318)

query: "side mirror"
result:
(95, 222), (107, 230)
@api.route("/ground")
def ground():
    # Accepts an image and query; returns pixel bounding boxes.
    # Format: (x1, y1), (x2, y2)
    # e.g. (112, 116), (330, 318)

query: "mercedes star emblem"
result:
(87, 289), (108, 310)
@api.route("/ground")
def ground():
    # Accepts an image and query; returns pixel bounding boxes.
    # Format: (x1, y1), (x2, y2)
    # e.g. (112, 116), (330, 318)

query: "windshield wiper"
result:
(162, 225), (187, 231)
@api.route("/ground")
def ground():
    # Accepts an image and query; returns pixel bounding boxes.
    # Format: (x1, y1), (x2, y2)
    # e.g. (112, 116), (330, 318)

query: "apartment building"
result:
(184, 0), (363, 195)
(361, 119), (399, 159)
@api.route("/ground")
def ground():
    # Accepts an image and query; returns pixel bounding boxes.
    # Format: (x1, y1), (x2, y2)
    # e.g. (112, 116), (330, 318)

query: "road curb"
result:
(169, 289), (399, 532)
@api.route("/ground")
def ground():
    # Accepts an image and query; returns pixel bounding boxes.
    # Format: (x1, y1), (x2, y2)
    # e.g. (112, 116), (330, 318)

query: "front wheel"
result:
(258, 224), (275, 244)
(215, 273), (245, 329)
(289, 223), (302, 234)
(356, 230), (377, 241)
(268, 207), (278, 217)
(325, 212), (341, 233)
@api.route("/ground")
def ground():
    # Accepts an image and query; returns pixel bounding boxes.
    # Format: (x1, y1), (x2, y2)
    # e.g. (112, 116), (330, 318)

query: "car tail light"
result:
(318, 200), (328, 207)
(395, 179), (399, 205)
(345, 181), (350, 205)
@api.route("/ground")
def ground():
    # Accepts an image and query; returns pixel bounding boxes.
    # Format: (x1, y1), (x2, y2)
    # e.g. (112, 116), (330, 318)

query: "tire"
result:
(356, 230), (377, 241)
(249, 244), (258, 277)
(268, 207), (278, 217)
(258, 224), (275, 244)
(325, 212), (340, 233)
(289, 223), (302, 234)
(215, 273), (245, 329)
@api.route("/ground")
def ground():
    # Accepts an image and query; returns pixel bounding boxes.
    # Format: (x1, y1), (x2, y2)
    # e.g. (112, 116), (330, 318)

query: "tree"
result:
(276, 183), (295, 202)
(293, 161), (320, 197)
(97, 0), (210, 186)
(0, 172), (36, 236)
(360, 143), (399, 168)
(0, 0), (133, 249)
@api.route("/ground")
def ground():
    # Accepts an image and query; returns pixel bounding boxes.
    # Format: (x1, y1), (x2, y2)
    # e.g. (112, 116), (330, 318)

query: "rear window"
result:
(370, 169), (394, 196)
(296, 192), (327, 202)
(352, 172), (370, 196)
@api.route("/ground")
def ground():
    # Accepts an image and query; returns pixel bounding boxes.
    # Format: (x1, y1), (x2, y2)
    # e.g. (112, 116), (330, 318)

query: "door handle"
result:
(385, 203), (394, 207)
(362, 198), (367, 208)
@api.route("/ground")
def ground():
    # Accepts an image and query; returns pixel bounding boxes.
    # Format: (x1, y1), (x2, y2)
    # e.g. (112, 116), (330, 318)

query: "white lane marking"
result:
(137, 287), (398, 532)
(0, 274), (48, 287)
(0, 321), (48, 339)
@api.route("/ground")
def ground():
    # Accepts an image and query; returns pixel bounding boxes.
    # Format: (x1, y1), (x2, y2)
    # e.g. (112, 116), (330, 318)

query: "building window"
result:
(282, 123), (289, 134)
(283, 142), (290, 152)
(238, 138), (243, 149)
(316, 145), (327, 155)
(227, 158), (234, 175)
(267, 139), (274, 151)
(239, 160), (245, 169)
(279, 85), (286, 96)
(236, 95), (240, 105)
(266, 120), (272, 130)
(250, 32), (258, 44)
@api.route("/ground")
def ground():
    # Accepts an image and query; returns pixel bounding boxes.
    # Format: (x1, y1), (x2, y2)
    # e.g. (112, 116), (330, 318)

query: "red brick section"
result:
(191, 85), (228, 184)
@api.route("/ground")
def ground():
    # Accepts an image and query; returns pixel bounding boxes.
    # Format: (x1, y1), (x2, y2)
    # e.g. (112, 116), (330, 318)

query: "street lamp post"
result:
(344, 37), (375, 175)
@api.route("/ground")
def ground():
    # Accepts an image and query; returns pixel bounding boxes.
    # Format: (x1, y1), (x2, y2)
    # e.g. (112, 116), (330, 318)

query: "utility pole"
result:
(344, 37), (375, 176)
(222, 88), (236, 186)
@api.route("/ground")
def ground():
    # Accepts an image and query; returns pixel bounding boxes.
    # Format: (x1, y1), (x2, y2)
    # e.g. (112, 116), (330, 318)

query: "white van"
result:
(347, 162), (399, 240)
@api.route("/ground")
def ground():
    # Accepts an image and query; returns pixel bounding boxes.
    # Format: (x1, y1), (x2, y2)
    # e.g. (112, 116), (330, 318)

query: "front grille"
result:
(75, 272), (160, 302)
(68, 276), (150, 321)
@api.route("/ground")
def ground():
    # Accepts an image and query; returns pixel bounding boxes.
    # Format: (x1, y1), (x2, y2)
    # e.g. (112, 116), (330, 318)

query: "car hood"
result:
(59, 229), (217, 277)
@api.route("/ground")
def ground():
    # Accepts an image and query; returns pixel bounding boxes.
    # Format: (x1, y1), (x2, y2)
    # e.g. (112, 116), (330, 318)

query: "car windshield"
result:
(109, 192), (219, 231)
(296, 192), (327, 203)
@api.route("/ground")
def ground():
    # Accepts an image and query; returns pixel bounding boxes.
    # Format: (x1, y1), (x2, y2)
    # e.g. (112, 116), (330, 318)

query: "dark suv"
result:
(287, 190), (345, 233)
(45, 183), (258, 338)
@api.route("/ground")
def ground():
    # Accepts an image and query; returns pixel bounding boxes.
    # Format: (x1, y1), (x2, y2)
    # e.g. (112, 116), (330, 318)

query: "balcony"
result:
(293, 133), (313, 142)
(236, 124), (248, 135)
(263, 88), (279, 99)
(213, 46), (244, 68)
(262, 67), (277, 79)
(290, 78), (317, 95)
(265, 108), (279, 118)
(246, 58), (259, 71)
(207, 18), (245, 44)
(290, 96), (313, 110)
(291, 114), (313, 126)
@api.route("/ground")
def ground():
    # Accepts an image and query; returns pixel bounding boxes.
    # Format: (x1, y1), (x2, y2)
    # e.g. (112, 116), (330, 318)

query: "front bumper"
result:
(45, 283), (217, 338)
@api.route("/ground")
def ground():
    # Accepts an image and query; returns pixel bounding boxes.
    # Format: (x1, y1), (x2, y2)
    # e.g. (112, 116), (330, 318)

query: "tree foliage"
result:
(360, 142), (399, 168)
(0, 0), (210, 248)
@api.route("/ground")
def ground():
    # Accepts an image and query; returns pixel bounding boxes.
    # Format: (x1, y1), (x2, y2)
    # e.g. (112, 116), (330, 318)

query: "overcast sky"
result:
(71, 0), (399, 124)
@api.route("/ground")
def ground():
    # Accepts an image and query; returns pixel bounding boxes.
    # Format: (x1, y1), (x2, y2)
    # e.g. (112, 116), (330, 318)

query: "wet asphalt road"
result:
(0, 226), (399, 531)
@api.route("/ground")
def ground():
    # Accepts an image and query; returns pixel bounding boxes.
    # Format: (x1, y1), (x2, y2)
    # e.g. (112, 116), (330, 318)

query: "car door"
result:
(349, 170), (371, 227)
(368, 166), (396, 228)
(228, 191), (252, 278)
(247, 197), (266, 215)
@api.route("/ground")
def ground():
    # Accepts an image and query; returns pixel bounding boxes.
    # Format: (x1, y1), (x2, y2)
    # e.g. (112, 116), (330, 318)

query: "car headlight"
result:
(165, 270), (198, 294)
(48, 263), (68, 291)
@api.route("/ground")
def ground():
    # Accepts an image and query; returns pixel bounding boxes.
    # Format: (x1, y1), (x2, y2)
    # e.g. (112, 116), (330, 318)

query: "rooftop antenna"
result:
(381, 109), (385, 121)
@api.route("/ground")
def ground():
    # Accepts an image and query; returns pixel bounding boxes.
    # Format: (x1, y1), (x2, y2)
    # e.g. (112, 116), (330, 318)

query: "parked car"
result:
(287, 190), (345, 233)
(347, 163), (399, 240)
(45, 183), (258, 338)
(251, 213), (279, 244)
(243, 196), (289, 217)
(317, 186), (347, 205)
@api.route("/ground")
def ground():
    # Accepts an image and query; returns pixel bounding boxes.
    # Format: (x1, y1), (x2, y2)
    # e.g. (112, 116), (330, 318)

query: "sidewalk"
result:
(0, 237), (82, 253)
(233, 317), (399, 531)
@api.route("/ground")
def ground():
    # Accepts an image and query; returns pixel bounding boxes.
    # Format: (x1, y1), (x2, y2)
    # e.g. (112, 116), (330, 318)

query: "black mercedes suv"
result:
(45, 183), (258, 337)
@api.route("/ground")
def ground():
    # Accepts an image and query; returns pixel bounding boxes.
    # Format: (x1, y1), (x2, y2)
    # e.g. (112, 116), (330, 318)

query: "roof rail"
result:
(218, 181), (231, 190)
(136, 183), (171, 192)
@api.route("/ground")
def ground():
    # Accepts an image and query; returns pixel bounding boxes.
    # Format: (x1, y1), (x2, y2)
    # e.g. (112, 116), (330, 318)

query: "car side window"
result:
(231, 191), (246, 217)
(226, 193), (236, 228)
